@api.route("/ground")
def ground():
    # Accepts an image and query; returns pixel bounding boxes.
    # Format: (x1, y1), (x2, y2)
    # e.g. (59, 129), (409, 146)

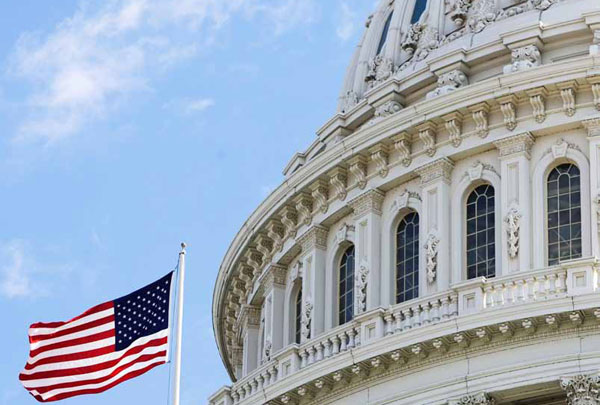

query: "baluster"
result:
(316, 342), (324, 362)
(323, 339), (332, 358)
(493, 284), (503, 307)
(557, 272), (567, 294)
(269, 366), (278, 385)
(503, 281), (514, 305)
(484, 285), (494, 308)
(450, 295), (459, 316)
(413, 306), (422, 327)
(331, 336), (340, 355)
(526, 277), (536, 301)
(402, 309), (412, 330)
(354, 327), (361, 347)
(422, 303), (431, 325)
(431, 300), (441, 322)
(548, 273), (557, 295)
(300, 349), (308, 368)
(384, 313), (394, 335)
(393, 311), (403, 333)
(244, 383), (251, 398)
(257, 374), (264, 391)
(515, 279), (525, 302)
(536, 275), (548, 300)
(339, 332), (348, 352)
(307, 346), (316, 364)
(442, 296), (450, 318)
(347, 329), (357, 348)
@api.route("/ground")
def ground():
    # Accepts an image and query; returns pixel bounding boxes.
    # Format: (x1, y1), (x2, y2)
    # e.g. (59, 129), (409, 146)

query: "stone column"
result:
(298, 226), (328, 340)
(560, 374), (600, 405)
(415, 158), (453, 291)
(349, 189), (385, 313)
(262, 264), (287, 356)
(583, 118), (600, 258)
(240, 305), (260, 377)
(494, 133), (534, 273)
(448, 392), (495, 405)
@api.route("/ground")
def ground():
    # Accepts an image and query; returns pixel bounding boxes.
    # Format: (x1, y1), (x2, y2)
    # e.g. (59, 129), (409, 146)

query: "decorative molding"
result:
(469, 103), (490, 138)
(262, 264), (287, 290)
(390, 190), (421, 213)
(298, 226), (328, 252)
(504, 45), (541, 74)
(348, 155), (368, 190)
(372, 101), (402, 123)
(526, 88), (548, 123)
(461, 161), (499, 182)
(425, 234), (440, 284)
(592, 83), (600, 111)
(349, 189), (385, 218)
(560, 374), (600, 405)
(452, 392), (496, 405)
(505, 206), (522, 259)
(444, 112), (463, 147)
(427, 70), (469, 99)
(280, 206), (298, 240)
(369, 144), (389, 178)
(544, 138), (582, 160)
(293, 193), (313, 227)
(266, 220), (285, 252)
(328, 167), (348, 201)
(300, 297), (313, 340)
(244, 248), (264, 278)
(466, 0), (496, 34)
(494, 132), (535, 159)
(310, 179), (329, 215)
(498, 95), (518, 131)
(449, 0), (471, 27)
(582, 117), (600, 137)
(418, 122), (437, 157)
(392, 132), (412, 167)
(355, 260), (369, 314)
(334, 223), (355, 245)
(557, 82), (578, 117)
(415, 158), (454, 186)
(365, 55), (395, 88)
(255, 234), (274, 264)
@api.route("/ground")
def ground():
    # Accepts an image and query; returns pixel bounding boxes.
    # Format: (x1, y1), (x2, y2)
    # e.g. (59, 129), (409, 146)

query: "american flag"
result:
(19, 272), (174, 402)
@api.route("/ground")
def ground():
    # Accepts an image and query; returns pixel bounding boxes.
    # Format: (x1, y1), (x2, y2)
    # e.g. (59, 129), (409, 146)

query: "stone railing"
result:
(227, 258), (599, 404)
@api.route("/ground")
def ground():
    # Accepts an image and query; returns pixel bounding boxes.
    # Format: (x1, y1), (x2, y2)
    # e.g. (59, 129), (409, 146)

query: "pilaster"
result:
(239, 305), (261, 376)
(349, 189), (385, 313)
(298, 226), (328, 339)
(415, 158), (453, 292)
(583, 117), (600, 258)
(494, 133), (534, 273)
(261, 264), (288, 355)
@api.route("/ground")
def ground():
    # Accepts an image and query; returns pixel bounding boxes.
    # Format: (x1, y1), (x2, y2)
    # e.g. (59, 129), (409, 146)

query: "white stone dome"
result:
(210, 1), (600, 404)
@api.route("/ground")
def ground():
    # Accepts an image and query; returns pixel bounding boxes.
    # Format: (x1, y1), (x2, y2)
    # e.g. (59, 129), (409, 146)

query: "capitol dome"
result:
(210, 1), (600, 404)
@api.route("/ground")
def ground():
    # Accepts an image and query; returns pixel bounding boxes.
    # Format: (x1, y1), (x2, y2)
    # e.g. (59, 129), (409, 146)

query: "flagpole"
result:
(171, 242), (186, 405)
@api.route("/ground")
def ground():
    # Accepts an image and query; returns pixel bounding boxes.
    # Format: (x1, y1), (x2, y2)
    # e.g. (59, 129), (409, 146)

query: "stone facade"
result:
(210, 1), (600, 404)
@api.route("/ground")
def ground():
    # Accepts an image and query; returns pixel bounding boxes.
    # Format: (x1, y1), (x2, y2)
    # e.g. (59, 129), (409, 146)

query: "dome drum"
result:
(211, 1), (600, 404)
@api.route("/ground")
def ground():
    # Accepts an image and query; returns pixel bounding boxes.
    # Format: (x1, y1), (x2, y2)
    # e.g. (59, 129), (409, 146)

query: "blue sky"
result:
(0, 0), (376, 403)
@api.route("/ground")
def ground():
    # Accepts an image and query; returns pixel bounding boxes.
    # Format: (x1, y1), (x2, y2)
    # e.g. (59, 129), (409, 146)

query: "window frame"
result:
(395, 211), (420, 304)
(465, 184), (496, 279)
(337, 245), (356, 326)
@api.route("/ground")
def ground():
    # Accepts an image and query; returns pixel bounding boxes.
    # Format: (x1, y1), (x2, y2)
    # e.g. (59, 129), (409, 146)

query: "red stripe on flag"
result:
(29, 315), (115, 343)
(29, 302), (113, 331)
(29, 329), (116, 358)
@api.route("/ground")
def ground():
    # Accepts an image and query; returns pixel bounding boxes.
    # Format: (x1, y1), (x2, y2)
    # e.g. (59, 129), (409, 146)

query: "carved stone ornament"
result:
(335, 223), (355, 245)
(425, 234), (440, 284)
(504, 206), (522, 259)
(466, 0), (497, 33)
(263, 339), (272, 361)
(462, 160), (498, 182)
(595, 195), (600, 230)
(499, 97), (517, 131)
(454, 392), (496, 405)
(546, 138), (581, 160)
(341, 90), (360, 113)
(390, 190), (421, 213)
(329, 167), (348, 201)
(401, 23), (423, 55)
(355, 260), (369, 314)
(444, 113), (463, 147)
(529, 0), (557, 10)
(418, 124), (437, 157)
(365, 55), (395, 88)
(348, 156), (368, 190)
(369, 145), (389, 177)
(560, 374), (600, 405)
(373, 100), (402, 122)
(392, 132), (412, 167)
(469, 104), (490, 138)
(427, 70), (469, 99)
(300, 297), (313, 340)
(449, 0), (472, 27)
(504, 45), (541, 74)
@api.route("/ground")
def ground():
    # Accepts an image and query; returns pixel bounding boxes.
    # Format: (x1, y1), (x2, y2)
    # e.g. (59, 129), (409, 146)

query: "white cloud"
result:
(0, 240), (31, 299)
(9, 0), (320, 144)
(184, 98), (215, 113)
(336, 1), (356, 42)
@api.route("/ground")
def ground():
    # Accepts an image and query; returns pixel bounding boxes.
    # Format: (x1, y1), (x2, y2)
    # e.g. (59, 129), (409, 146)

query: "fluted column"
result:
(240, 305), (260, 377)
(349, 189), (385, 313)
(561, 374), (600, 405)
(494, 133), (534, 273)
(298, 226), (328, 340)
(262, 264), (288, 355)
(416, 158), (454, 292)
(583, 118), (600, 258)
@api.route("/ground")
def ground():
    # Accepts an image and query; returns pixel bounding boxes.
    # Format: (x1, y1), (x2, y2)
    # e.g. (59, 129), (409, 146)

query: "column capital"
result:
(298, 225), (328, 252)
(415, 158), (454, 186)
(261, 264), (288, 291)
(561, 374), (600, 405)
(582, 117), (600, 137)
(449, 392), (495, 405)
(349, 188), (385, 218)
(494, 132), (535, 159)
(239, 304), (261, 330)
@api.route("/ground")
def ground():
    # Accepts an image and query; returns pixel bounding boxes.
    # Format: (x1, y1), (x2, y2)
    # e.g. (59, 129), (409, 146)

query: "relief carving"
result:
(425, 234), (440, 283)
(505, 206), (522, 259)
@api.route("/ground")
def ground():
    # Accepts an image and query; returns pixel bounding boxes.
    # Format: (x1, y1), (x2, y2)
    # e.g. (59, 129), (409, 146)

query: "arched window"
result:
(376, 12), (393, 55)
(547, 163), (582, 265)
(411, 0), (428, 24)
(294, 287), (302, 344)
(466, 185), (496, 279)
(338, 245), (355, 325)
(396, 212), (419, 303)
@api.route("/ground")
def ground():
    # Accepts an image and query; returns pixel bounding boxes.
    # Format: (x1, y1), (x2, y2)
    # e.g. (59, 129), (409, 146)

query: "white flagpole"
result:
(171, 242), (186, 405)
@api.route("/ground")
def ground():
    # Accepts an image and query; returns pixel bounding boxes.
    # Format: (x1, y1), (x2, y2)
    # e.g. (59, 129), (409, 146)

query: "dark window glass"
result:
(411, 0), (428, 24)
(396, 212), (420, 303)
(466, 185), (496, 279)
(376, 12), (393, 55)
(338, 245), (355, 325)
(547, 164), (582, 265)
(295, 287), (302, 344)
